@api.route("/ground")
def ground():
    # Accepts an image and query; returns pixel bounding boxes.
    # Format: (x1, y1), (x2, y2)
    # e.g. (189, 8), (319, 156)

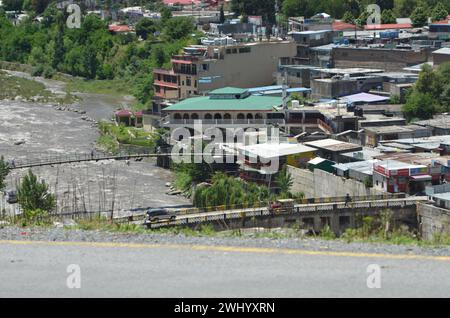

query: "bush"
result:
(17, 170), (56, 214)
(43, 66), (55, 79)
(31, 65), (44, 77)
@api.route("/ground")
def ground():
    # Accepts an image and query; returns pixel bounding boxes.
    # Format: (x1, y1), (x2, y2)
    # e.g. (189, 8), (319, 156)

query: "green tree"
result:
(232, 0), (276, 24)
(376, 0), (394, 10)
(160, 5), (172, 24)
(52, 12), (65, 69)
(342, 11), (355, 23)
(17, 170), (55, 213)
(394, 0), (417, 17)
(410, 5), (428, 27)
(193, 172), (270, 209)
(2, 0), (24, 11)
(135, 18), (158, 40)
(345, 0), (361, 16)
(402, 62), (450, 120)
(282, 0), (310, 18)
(0, 156), (10, 191)
(430, 2), (448, 21)
(381, 9), (397, 23)
(30, 0), (50, 14)
(164, 16), (194, 40)
(402, 91), (438, 120)
(275, 165), (293, 197)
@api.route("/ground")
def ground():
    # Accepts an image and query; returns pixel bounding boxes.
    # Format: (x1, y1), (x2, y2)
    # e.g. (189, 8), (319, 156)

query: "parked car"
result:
(5, 190), (18, 204)
(144, 208), (176, 224)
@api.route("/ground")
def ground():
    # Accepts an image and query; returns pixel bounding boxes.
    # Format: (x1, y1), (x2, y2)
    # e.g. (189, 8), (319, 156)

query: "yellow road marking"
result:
(1, 239), (450, 262)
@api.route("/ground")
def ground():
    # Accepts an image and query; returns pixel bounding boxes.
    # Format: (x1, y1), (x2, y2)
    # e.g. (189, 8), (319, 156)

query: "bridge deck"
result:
(145, 197), (429, 229)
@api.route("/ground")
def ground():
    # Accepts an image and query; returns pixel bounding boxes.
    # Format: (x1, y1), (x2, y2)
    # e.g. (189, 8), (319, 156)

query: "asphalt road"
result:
(1, 240), (449, 298)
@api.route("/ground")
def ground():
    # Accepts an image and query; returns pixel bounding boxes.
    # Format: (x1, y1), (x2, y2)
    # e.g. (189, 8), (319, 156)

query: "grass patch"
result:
(0, 70), (78, 104)
(97, 121), (161, 153)
(66, 78), (133, 97)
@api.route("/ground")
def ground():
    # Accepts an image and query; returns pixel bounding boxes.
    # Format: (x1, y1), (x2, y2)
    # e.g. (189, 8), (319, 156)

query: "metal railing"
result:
(147, 197), (427, 229)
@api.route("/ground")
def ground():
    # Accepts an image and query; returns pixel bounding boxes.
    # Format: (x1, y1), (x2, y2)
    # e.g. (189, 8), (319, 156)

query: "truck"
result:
(268, 199), (295, 214)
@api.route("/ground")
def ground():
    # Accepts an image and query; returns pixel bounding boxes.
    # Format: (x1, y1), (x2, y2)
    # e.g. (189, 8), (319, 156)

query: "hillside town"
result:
(0, 0), (450, 299)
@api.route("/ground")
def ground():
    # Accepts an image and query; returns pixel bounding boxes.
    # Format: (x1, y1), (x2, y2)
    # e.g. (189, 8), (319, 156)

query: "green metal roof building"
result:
(161, 87), (285, 127)
(164, 87), (283, 112)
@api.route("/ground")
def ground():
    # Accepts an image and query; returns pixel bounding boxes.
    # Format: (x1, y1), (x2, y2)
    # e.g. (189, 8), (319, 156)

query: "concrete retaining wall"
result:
(288, 166), (383, 198)
(417, 203), (450, 240)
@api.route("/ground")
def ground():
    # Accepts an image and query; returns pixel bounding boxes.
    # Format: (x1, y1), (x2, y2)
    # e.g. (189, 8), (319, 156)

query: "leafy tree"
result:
(2, 0), (24, 11)
(282, 0), (310, 18)
(381, 9), (397, 23)
(52, 12), (65, 69)
(164, 16), (194, 40)
(135, 18), (158, 40)
(342, 11), (355, 23)
(193, 172), (270, 209)
(410, 5), (428, 27)
(402, 91), (438, 120)
(17, 170), (55, 213)
(394, 0), (417, 17)
(232, 0), (276, 24)
(153, 46), (166, 67)
(30, 0), (50, 14)
(402, 62), (450, 120)
(345, 0), (361, 16)
(275, 165), (293, 196)
(356, 10), (370, 25)
(376, 0), (394, 10)
(0, 156), (10, 191)
(160, 5), (172, 24)
(430, 2), (448, 21)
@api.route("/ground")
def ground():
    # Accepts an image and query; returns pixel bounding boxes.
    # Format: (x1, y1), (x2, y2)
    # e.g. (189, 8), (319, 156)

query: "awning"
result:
(410, 175), (432, 181)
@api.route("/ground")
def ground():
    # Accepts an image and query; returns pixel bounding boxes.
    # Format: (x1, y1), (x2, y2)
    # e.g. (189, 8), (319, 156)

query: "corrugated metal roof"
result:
(342, 92), (389, 103)
(238, 143), (316, 159)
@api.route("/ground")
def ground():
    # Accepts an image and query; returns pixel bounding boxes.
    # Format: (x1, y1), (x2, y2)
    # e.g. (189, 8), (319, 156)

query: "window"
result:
(202, 64), (209, 71)
(239, 47), (251, 53)
(186, 77), (191, 86)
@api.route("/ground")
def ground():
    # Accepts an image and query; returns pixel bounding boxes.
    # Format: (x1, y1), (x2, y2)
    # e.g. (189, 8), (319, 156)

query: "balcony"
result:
(162, 118), (286, 128)
(154, 80), (179, 89)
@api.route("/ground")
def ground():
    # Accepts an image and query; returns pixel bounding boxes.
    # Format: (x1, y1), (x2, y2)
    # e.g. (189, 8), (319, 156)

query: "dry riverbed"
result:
(0, 71), (191, 216)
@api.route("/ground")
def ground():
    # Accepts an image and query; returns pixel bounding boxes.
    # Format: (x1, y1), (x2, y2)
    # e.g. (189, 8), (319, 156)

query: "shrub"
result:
(31, 65), (44, 77)
(43, 66), (55, 79)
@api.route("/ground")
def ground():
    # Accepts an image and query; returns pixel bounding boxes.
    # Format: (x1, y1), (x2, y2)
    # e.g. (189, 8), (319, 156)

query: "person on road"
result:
(344, 193), (352, 207)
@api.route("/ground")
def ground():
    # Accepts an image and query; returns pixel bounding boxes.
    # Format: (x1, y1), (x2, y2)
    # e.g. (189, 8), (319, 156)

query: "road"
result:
(1, 240), (449, 297)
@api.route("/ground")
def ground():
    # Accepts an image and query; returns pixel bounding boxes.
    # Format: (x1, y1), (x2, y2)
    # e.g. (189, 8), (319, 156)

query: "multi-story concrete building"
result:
(153, 40), (297, 112)
(332, 46), (431, 72)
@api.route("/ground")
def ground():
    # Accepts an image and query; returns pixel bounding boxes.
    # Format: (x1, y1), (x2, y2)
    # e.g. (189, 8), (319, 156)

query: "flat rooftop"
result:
(238, 142), (316, 159)
(305, 139), (362, 152)
(364, 125), (425, 134)
(314, 68), (384, 75)
(375, 160), (427, 170)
